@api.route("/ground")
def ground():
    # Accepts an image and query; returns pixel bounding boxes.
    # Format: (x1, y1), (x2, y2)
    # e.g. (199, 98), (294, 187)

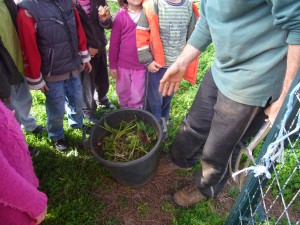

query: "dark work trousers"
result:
(170, 69), (265, 198)
(80, 48), (109, 117)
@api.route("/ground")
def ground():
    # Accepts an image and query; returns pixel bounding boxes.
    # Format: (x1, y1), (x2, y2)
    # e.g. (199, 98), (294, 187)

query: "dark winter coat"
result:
(75, 0), (112, 51)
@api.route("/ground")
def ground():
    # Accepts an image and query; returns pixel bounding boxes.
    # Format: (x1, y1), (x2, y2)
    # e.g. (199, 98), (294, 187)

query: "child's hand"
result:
(88, 47), (98, 58)
(34, 206), (47, 224)
(83, 62), (92, 73)
(98, 6), (110, 21)
(110, 69), (118, 79)
(39, 84), (49, 93)
(147, 61), (162, 73)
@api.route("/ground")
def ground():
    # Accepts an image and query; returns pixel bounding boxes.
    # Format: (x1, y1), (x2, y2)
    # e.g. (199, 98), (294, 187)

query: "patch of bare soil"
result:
(258, 190), (300, 223)
(92, 156), (299, 225)
(92, 155), (237, 225)
(93, 169), (190, 225)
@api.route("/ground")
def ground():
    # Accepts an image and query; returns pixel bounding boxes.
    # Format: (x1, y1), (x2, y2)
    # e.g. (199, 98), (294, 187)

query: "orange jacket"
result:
(136, 0), (200, 84)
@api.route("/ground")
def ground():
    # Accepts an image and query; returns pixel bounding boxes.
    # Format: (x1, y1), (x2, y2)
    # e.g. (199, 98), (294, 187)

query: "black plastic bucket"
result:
(89, 109), (163, 186)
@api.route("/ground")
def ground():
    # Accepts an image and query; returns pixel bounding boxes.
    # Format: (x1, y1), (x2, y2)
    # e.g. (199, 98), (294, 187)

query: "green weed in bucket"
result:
(97, 117), (158, 162)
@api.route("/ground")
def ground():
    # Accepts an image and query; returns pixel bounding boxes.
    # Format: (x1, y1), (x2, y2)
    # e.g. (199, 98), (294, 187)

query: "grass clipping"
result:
(97, 117), (158, 162)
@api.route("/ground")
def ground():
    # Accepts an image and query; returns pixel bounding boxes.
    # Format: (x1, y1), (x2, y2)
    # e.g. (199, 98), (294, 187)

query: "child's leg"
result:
(44, 81), (66, 142)
(80, 67), (97, 118)
(145, 68), (173, 120)
(94, 49), (109, 103)
(116, 67), (131, 108)
(65, 76), (84, 128)
(8, 78), (38, 132)
(129, 68), (146, 109)
(161, 92), (173, 121)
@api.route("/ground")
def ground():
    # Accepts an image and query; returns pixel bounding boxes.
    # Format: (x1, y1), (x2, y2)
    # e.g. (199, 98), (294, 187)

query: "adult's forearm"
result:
(279, 44), (300, 101)
(176, 43), (202, 68)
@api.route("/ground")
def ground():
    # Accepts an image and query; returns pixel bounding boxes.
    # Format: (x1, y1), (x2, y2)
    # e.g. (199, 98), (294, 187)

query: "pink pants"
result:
(116, 67), (146, 108)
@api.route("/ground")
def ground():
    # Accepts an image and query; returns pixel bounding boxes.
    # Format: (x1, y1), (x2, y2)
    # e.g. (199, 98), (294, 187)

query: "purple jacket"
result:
(109, 7), (145, 70)
(0, 102), (47, 225)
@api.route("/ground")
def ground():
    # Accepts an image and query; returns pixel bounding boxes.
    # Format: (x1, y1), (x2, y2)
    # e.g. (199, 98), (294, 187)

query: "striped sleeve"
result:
(136, 9), (153, 65)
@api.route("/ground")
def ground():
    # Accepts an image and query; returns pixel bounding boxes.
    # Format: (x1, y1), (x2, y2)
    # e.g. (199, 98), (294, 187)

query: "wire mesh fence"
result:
(226, 70), (300, 225)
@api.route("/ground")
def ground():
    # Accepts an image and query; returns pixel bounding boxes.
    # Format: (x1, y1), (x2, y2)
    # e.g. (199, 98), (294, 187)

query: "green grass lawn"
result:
(20, 1), (300, 224)
(24, 1), (232, 224)
(27, 45), (223, 225)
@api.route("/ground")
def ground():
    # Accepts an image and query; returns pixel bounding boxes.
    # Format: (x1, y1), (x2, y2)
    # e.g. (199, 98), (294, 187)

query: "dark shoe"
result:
(156, 156), (192, 176)
(31, 125), (46, 135)
(54, 138), (69, 152)
(100, 100), (116, 109)
(85, 115), (99, 124)
(82, 124), (92, 134)
(173, 184), (206, 207)
(28, 146), (39, 157)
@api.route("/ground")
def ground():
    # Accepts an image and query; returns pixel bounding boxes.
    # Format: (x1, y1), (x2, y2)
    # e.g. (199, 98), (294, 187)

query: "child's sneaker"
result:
(28, 146), (40, 157)
(31, 125), (46, 134)
(100, 100), (116, 109)
(54, 138), (69, 152)
(85, 114), (99, 124)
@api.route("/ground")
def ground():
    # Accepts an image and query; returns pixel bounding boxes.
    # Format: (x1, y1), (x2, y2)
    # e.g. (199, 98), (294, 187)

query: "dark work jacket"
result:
(75, 0), (112, 51)
(18, 0), (82, 76)
(0, 0), (23, 99)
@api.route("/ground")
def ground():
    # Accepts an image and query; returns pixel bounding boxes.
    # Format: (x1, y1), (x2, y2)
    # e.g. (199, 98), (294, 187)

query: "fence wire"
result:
(226, 71), (300, 225)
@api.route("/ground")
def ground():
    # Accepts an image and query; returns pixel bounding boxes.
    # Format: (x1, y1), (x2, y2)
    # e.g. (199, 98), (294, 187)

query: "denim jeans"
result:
(170, 69), (263, 198)
(144, 68), (173, 120)
(6, 78), (38, 132)
(45, 75), (83, 142)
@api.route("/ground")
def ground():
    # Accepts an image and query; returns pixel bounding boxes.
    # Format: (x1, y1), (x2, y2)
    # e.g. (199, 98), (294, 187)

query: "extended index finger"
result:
(159, 75), (168, 93)
(158, 82), (164, 94)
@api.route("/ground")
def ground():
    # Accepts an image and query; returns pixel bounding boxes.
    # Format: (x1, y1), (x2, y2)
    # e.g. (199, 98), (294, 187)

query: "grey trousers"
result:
(80, 49), (110, 117)
(170, 69), (264, 198)
(6, 78), (38, 132)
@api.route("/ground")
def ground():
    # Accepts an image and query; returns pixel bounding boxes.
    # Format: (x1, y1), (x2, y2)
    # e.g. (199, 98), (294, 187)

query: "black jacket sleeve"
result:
(75, 3), (101, 49)
(0, 65), (12, 100)
(0, 38), (23, 99)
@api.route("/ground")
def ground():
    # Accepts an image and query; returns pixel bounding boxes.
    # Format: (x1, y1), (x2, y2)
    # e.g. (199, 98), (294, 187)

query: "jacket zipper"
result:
(50, 18), (64, 26)
(52, 0), (76, 59)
